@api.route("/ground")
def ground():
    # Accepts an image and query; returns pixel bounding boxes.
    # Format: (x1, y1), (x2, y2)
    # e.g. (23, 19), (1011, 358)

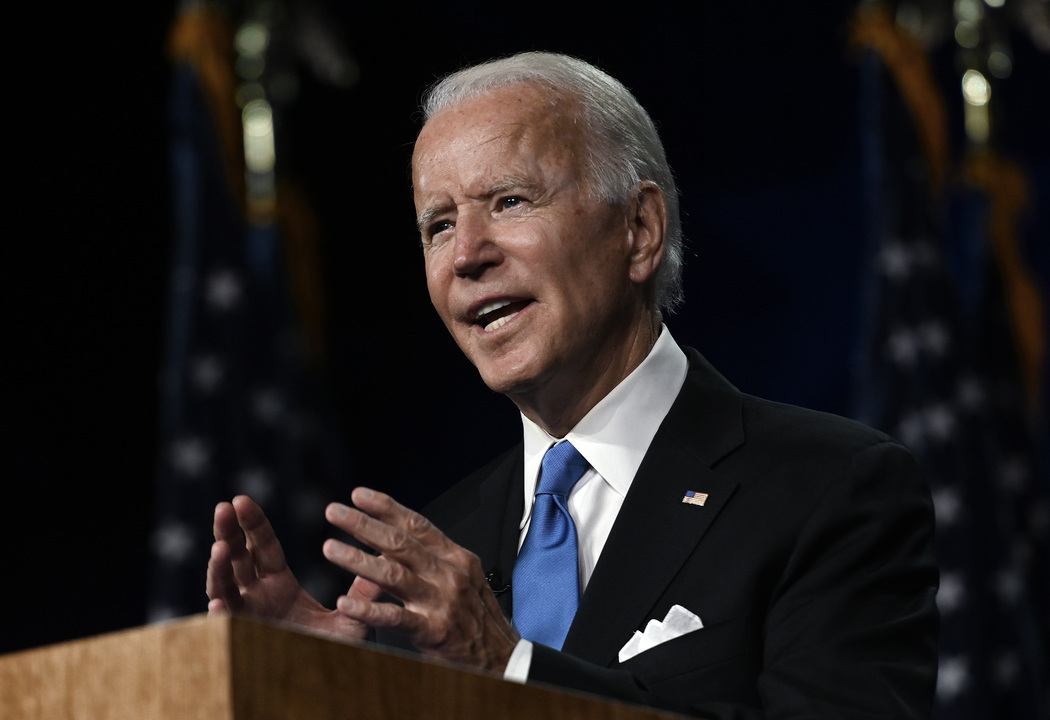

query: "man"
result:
(207, 52), (938, 718)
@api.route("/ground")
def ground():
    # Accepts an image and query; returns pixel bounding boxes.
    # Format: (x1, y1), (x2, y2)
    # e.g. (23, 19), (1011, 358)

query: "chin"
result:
(476, 368), (529, 396)
(473, 356), (544, 397)
(460, 329), (557, 397)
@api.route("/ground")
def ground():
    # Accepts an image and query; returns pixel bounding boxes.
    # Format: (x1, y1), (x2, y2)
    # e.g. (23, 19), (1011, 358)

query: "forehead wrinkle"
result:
(413, 91), (586, 231)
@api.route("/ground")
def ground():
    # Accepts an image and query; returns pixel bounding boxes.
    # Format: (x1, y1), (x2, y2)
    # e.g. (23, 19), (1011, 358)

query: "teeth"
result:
(476, 299), (511, 319)
(484, 312), (519, 332)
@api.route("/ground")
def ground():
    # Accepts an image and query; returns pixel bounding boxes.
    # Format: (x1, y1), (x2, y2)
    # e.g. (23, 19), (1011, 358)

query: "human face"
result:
(412, 85), (656, 428)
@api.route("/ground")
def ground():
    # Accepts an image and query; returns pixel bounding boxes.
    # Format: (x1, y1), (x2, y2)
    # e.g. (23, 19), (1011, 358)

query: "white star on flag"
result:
(152, 521), (196, 564)
(917, 319), (951, 357)
(879, 241), (913, 281)
(251, 387), (284, 424)
(886, 325), (921, 367)
(932, 486), (964, 526)
(923, 403), (957, 443)
(236, 467), (276, 504)
(936, 656), (970, 701)
(170, 437), (211, 477)
(204, 270), (243, 311)
(937, 571), (967, 613)
(190, 354), (225, 393)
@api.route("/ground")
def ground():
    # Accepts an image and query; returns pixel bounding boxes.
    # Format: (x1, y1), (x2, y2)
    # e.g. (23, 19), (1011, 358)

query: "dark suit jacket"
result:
(423, 347), (939, 719)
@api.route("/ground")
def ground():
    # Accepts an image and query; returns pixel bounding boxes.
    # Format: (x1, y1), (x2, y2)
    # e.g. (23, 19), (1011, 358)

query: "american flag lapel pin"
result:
(682, 490), (709, 506)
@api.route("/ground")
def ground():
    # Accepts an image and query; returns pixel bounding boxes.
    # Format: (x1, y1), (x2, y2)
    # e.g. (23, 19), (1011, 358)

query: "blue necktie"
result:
(512, 441), (590, 649)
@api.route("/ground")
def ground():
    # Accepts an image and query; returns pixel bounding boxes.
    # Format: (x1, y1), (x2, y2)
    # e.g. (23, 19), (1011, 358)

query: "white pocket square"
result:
(617, 604), (704, 663)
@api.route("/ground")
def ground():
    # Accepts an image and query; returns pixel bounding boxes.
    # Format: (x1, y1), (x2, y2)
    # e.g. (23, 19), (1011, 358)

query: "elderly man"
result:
(207, 52), (938, 718)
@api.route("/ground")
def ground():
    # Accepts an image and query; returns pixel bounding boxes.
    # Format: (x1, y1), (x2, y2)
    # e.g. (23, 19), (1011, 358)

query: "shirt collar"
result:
(521, 325), (689, 505)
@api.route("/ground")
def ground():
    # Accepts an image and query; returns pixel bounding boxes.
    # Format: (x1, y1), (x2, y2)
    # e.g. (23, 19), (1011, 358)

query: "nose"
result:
(452, 211), (502, 278)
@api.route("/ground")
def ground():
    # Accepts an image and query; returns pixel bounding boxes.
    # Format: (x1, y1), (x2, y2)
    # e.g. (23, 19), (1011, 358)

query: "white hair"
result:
(421, 51), (685, 315)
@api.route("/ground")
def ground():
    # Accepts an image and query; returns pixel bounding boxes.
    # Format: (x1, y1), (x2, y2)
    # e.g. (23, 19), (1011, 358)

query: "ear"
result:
(625, 181), (668, 286)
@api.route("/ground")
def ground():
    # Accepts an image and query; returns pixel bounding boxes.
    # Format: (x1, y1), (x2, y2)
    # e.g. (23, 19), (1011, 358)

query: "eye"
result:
(499, 196), (525, 209)
(424, 220), (454, 243)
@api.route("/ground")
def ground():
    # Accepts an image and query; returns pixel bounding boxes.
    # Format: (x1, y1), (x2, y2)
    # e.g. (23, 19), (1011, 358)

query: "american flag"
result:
(853, 29), (1050, 719)
(149, 8), (351, 621)
(682, 491), (709, 506)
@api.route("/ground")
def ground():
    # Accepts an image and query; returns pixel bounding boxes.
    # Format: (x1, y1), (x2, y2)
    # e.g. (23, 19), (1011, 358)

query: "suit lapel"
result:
(561, 348), (746, 666)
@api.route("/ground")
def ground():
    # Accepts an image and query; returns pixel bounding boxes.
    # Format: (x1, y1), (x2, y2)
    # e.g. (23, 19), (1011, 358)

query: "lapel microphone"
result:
(486, 568), (511, 595)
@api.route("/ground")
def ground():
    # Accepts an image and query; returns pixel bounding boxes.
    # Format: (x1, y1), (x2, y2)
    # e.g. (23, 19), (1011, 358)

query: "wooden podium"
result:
(1, 615), (683, 719)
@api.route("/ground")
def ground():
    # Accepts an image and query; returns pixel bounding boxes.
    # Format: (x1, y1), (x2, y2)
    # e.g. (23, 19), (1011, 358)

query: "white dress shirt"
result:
(505, 326), (688, 681)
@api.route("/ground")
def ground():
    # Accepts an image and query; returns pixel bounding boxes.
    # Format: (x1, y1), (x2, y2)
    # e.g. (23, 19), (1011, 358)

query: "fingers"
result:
(211, 500), (240, 539)
(323, 500), (444, 603)
(205, 538), (243, 610)
(322, 490), (485, 622)
(242, 497), (291, 578)
(232, 495), (290, 577)
(324, 487), (485, 595)
(349, 487), (434, 540)
(335, 592), (423, 633)
(329, 533), (518, 670)
(328, 488), (453, 563)
(322, 537), (430, 601)
(209, 496), (290, 592)
(321, 487), (519, 670)
(348, 574), (384, 602)
(212, 499), (255, 588)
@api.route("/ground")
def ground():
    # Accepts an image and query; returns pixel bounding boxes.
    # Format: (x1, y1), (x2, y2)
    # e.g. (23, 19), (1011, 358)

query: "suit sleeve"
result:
(525, 440), (939, 719)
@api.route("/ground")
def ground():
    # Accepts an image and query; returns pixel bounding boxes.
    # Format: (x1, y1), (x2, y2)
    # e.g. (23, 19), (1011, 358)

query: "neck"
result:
(510, 315), (661, 438)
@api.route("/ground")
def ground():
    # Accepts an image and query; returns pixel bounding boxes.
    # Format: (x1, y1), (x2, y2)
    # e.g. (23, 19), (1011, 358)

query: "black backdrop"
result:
(8, 1), (1049, 657)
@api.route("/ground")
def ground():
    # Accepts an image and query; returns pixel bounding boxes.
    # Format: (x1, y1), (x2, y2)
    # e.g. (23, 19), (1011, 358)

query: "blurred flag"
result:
(150, 5), (350, 621)
(851, 5), (1050, 718)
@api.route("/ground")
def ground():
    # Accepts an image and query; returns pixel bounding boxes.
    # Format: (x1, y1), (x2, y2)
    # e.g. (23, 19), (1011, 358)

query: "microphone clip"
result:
(486, 568), (511, 596)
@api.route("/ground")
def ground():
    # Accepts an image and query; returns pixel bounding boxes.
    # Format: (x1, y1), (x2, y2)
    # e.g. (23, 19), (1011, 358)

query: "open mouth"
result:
(474, 299), (532, 332)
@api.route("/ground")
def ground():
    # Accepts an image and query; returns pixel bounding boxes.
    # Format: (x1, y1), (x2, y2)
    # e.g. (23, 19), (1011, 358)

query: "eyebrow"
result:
(489, 177), (541, 195)
(416, 206), (444, 233)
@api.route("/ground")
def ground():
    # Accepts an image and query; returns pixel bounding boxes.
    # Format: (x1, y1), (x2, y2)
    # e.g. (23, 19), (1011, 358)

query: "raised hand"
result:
(206, 495), (381, 641)
(322, 487), (521, 672)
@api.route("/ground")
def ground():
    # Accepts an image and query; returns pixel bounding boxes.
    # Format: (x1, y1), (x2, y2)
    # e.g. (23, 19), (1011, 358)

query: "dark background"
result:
(8, 0), (1049, 659)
